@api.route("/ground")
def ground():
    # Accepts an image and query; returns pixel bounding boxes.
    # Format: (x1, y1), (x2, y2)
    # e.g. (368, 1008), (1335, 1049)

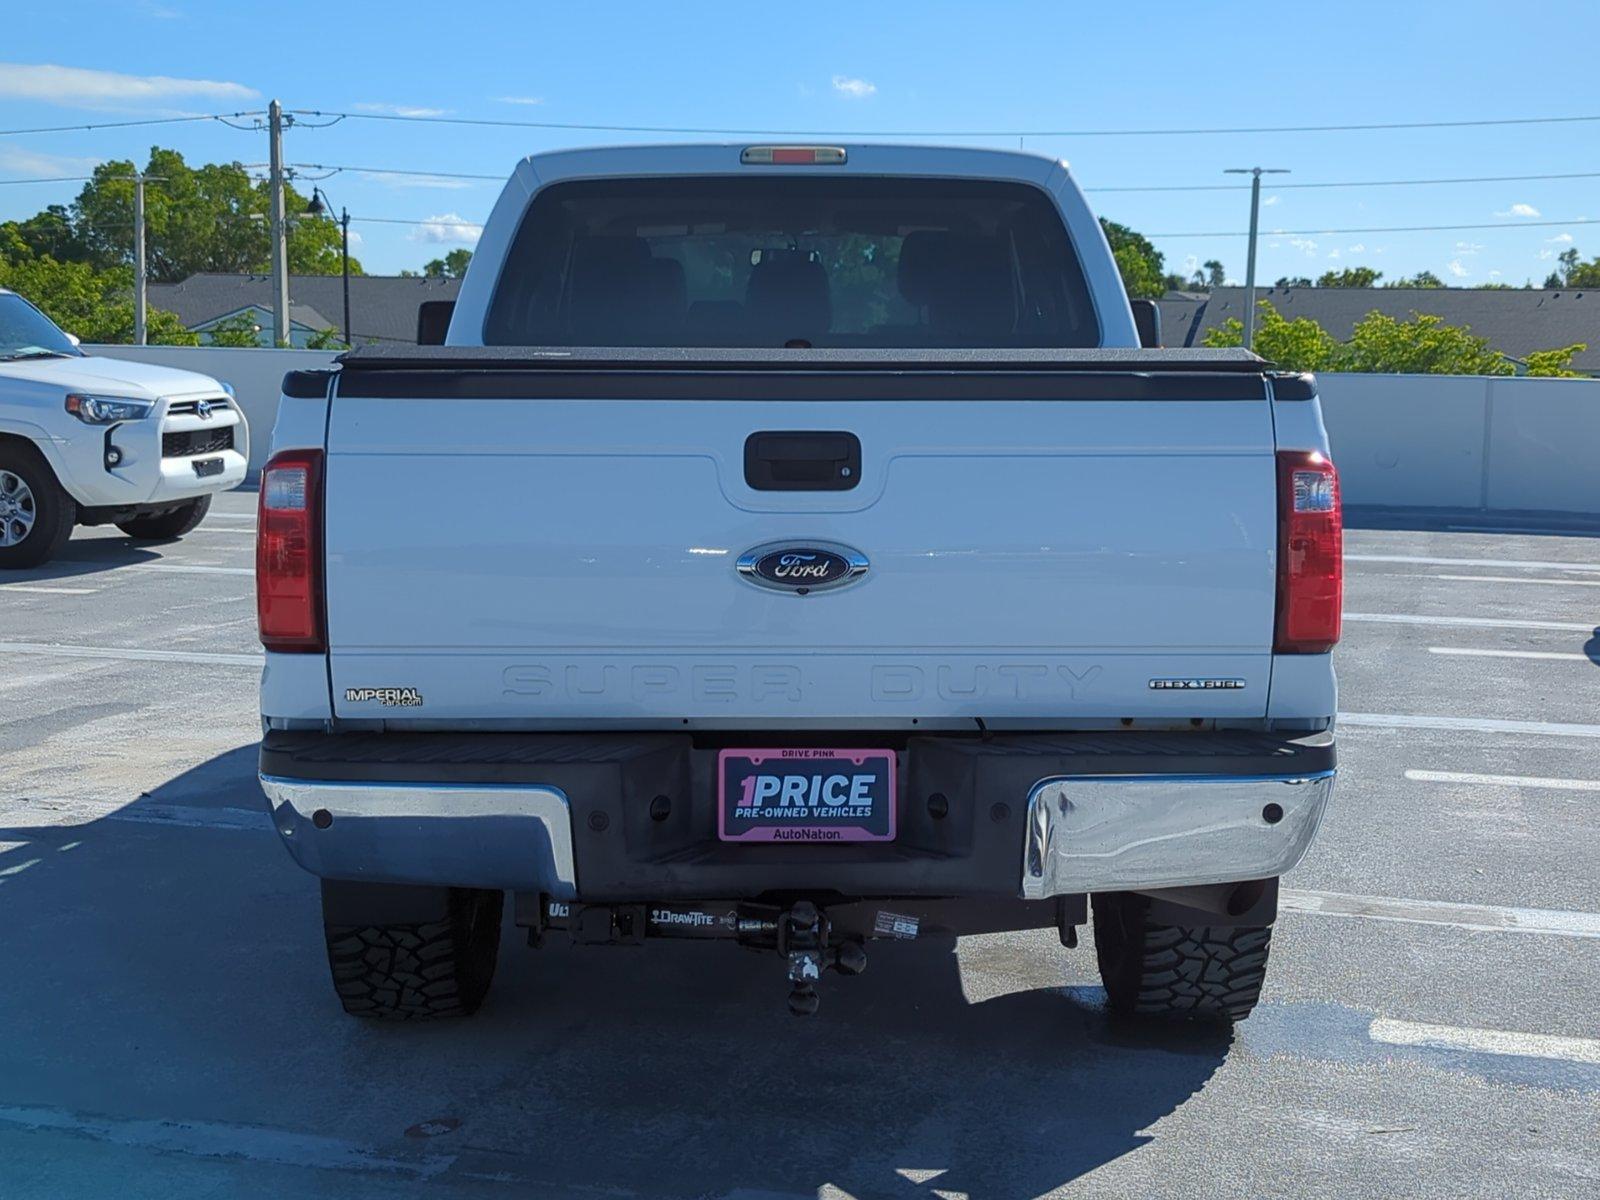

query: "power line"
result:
(1148, 217), (1600, 238)
(0, 175), (94, 186)
(291, 162), (503, 181)
(349, 215), (485, 228)
(0, 112), (263, 138)
(1088, 169), (1600, 193)
(288, 107), (1600, 139)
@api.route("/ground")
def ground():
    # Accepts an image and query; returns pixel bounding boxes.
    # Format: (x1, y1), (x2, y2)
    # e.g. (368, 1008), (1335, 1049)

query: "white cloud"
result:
(1538, 248), (1555, 261)
(1454, 241), (1485, 255)
(1326, 248), (1341, 259)
(0, 145), (104, 176)
(139, 0), (180, 16)
(496, 95), (544, 106)
(408, 213), (483, 245)
(0, 62), (257, 108)
(1495, 202), (1541, 218)
(1546, 232), (1575, 244)
(1488, 269), (1502, 279)
(1288, 237), (1318, 255)
(1262, 194), (1280, 207)
(1447, 259), (1471, 278)
(1347, 243), (1366, 253)
(831, 75), (876, 99)
(354, 102), (449, 118)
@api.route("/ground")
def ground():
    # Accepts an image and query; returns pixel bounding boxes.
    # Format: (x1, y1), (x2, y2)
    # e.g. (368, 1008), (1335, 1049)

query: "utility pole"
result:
(1224, 166), (1289, 349)
(267, 100), (291, 348)
(133, 172), (148, 346)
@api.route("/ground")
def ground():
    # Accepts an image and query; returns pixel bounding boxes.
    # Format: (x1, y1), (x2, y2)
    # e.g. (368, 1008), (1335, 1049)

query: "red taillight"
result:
(257, 448), (324, 652)
(1275, 450), (1343, 654)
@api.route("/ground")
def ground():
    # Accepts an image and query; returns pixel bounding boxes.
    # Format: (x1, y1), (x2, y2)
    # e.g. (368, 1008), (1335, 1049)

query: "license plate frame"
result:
(717, 747), (897, 843)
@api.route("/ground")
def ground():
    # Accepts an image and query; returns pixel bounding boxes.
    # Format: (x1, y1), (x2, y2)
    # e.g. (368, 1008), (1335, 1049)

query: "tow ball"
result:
(777, 900), (866, 1017)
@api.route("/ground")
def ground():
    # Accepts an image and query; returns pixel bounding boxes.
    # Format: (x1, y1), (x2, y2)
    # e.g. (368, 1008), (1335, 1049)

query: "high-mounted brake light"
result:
(741, 145), (847, 166)
(257, 448), (325, 652)
(1275, 450), (1343, 654)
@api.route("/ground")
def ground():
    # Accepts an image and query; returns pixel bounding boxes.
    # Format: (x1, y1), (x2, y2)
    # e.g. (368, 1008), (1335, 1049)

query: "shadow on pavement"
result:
(0, 747), (1232, 1199)
(1344, 504), (1600, 536)
(1, 538), (168, 582)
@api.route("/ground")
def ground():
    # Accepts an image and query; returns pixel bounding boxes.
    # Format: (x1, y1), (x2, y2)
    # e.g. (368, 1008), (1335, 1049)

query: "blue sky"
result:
(3, 0), (1597, 282)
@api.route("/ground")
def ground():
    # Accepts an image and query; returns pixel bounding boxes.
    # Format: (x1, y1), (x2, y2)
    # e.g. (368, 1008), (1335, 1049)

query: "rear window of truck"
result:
(483, 177), (1098, 348)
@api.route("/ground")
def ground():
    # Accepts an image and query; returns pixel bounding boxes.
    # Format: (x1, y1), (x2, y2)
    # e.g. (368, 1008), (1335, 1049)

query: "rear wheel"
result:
(322, 886), (503, 1020)
(116, 495), (211, 540)
(0, 443), (75, 568)
(1092, 892), (1272, 1023)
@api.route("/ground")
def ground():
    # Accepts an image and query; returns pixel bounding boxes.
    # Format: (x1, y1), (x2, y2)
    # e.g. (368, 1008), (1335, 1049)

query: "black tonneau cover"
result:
(335, 345), (1269, 373)
(312, 346), (1289, 403)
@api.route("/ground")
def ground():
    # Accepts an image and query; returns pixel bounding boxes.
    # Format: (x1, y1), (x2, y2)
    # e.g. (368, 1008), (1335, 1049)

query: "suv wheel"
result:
(1091, 891), (1272, 1023)
(322, 886), (503, 1020)
(0, 444), (75, 568)
(116, 495), (211, 541)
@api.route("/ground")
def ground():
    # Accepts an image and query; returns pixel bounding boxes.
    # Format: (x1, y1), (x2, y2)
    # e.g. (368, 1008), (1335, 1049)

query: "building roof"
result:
(1159, 286), (1600, 371)
(147, 273), (463, 345)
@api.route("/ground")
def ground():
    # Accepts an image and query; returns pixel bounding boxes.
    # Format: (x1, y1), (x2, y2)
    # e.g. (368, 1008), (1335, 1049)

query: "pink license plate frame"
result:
(717, 747), (898, 843)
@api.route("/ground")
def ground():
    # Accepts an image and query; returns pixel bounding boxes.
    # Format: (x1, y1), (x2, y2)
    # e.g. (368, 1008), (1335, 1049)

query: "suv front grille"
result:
(162, 426), (235, 458)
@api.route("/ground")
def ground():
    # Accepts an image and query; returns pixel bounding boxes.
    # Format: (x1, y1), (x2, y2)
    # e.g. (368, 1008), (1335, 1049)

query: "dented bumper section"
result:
(257, 728), (1333, 899)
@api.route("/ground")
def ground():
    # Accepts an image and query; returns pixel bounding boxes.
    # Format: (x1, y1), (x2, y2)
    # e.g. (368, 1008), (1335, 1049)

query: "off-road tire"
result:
(115, 495), (211, 540)
(322, 887), (503, 1020)
(0, 441), (75, 569)
(1092, 892), (1272, 1023)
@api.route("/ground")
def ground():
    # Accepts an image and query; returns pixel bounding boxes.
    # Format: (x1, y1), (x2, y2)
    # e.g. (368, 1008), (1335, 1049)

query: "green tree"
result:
(1523, 343), (1587, 377)
(1342, 310), (1510, 375)
(1316, 266), (1383, 288)
(1544, 246), (1600, 287)
(1099, 219), (1165, 299)
(1275, 275), (1313, 288)
(1385, 270), (1445, 289)
(68, 148), (363, 282)
(1203, 259), (1226, 289)
(1201, 301), (1342, 372)
(0, 254), (195, 344)
(205, 312), (264, 348)
(423, 248), (473, 279)
(305, 327), (349, 351)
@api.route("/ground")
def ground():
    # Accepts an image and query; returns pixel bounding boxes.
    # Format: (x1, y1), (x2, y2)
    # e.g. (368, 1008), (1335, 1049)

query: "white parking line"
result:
(1435, 573), (1600, 589)
(1406, 769), (1600, 792)
(1339, 711), (1600, 739)
(1280, 888), (1600, 939)
(1347, 611), (1593, 632)
(148, 564), (254, 576)
(1346, 554), (1600, 574)
(1369, 1019), (1600, 1065)
(186, 527), (256, 536)
(1429, 646), (1593, 662)
(0, 1104), (453, 1179)
(0, 641), (262, 667)
(0, 584), (98, 595)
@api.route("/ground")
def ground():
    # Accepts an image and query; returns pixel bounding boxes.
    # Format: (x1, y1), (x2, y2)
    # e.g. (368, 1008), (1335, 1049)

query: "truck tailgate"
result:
(323, 373), (1278, 725)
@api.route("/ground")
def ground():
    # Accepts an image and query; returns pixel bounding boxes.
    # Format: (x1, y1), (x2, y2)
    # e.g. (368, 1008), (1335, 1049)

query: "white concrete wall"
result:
(83, 345), (338, 477)
(1319, 372), (1600, 515)
(82, 348), (1600, 515)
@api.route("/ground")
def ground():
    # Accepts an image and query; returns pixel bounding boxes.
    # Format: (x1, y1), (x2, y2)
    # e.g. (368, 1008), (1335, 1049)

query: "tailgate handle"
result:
(744, 431), (861, 491)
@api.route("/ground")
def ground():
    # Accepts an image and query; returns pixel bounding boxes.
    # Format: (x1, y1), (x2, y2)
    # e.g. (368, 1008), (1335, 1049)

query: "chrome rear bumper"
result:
(1021, 770), (1335, 899)
(259, 775), (577, 898)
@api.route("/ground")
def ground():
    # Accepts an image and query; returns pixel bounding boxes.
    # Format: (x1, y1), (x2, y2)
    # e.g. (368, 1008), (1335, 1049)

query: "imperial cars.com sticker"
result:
(344, 687), (425, 707)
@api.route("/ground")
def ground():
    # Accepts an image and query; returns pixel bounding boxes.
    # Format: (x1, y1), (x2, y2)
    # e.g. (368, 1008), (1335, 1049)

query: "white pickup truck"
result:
(257, 144), (1341, 1023)
(0, 288), (249, 567)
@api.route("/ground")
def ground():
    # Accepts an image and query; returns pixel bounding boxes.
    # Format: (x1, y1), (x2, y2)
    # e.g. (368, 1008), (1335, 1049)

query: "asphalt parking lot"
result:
(1, 492), (1597, 1199)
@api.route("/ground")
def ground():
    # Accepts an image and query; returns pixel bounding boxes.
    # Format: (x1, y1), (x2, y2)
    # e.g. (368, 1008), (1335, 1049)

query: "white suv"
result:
(0, 288), (249, 567)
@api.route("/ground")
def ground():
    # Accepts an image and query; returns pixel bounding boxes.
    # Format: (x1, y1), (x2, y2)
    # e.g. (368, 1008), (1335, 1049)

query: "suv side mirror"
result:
(417, 300), (455, 346)
(1130, 299), (1162, 348)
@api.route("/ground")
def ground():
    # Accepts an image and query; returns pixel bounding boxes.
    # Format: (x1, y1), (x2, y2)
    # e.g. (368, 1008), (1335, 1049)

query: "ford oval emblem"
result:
(736, 540), (869, 594)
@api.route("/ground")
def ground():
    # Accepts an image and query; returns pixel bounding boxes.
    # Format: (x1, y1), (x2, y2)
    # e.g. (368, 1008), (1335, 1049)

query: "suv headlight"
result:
(65, 393), (155, 425)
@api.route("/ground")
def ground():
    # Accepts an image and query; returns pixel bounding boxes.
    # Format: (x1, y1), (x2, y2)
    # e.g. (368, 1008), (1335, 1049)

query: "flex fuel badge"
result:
(344, 687), (424, 707)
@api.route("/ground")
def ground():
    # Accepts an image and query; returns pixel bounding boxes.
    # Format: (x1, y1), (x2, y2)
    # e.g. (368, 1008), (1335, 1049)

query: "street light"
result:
(305, 187), (351, 346)
(1224, 167), (1290, 349)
